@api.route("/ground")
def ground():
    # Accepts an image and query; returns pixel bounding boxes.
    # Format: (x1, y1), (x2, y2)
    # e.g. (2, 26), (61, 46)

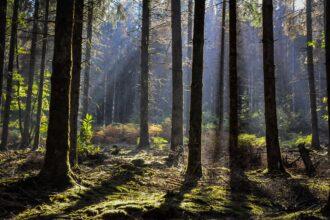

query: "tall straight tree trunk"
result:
(0, 0), (19, 150)
(306, 0), (320, 149)
(81, 0), (93, 120)
(325, 0), (330, 161)
(184, 0), (193, 136)
(70, 0), (84, 167)
(21, 0), (40, 147)
(39, 0), (75, 188)
(0, 0), (7, 109)
(228, 0), (239, 169)
(186, 0), (205, 179)
(214, 0), (226, 162)
(33, 0), (50, 149)
(170, 0), (183, 152)
(262, 0), (285, 173)
(139, 0), (151, 148)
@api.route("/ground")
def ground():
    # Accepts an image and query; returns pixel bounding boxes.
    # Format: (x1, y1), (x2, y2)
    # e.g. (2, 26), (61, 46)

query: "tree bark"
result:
(186, 0), (205, 179)
(262, 0), (285, 173)
(21, 0), (40, 148)
(306, 0), (320, 149)
(81, 0), (94, 120)
(184, 0), (193, 136)
(0, 0), (19, 150)
(0, 0), (7, 109)
(139, 0), (151, 148)
(324, 0), (330, 161)
(39, 0), (75, 188)
(33, 0), (50, 150)
(70, 0), (84, 167)
(170, 0), (183, 152)
(228, 0), (239, 170)
(214, 0), (226, 162)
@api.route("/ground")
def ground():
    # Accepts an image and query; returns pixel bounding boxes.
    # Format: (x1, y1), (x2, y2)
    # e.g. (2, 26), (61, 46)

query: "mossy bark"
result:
(39, 0), (75, 188)
(0, 0), (7, 109)
(324, 0), (330, 161)
(186, 0), (206, 179)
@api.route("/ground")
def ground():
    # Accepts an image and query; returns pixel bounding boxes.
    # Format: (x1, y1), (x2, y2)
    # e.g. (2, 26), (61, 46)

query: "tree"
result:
(0, 0), (7, 108)
(186, 0), (206, 179)
(81, 0), (94, 119)
(70, 0), (84, 166)
(170, 0), (183, 153)
(228, 0), (239, 169)
(262, 0), (285, 173)
(324, 0), (330, 160)
(33, 0), (50, 149)
(21, 0), (40, 147)
(139, 0), (151, 148)
(306, 0), (320, 149)
(39, 0), (75, 188)
(184, 0), (193, 136)
(214, 0), (227, 162)
(1, 0), (19, 149)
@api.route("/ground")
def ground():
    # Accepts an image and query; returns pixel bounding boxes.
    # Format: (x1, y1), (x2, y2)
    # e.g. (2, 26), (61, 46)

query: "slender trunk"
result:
(139, 0), (151, 148)
(229, 0), (239, 169)
(262, 0), (285, 173)
(0, 0), (7, 109)
(39, 0), (75, 188)
(306, 0), (320, 149)
(0, 0), (19, 150)
(69, 0), (84, 167)
(186, 0), (205, 179)
(184, 0), (193, 136)
(103, 71), (108, 127)
(325, 0), (330, 161)
(170, 0), (183, 152)
(214, 0), (226, 162)
(33, 0), (50, 150)
(21, 0), (40, 147)
(81, 0), (93, 119)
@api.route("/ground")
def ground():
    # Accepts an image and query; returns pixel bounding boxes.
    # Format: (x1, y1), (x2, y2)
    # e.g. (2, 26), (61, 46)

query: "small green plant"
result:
(151, 137), (168, 149)
(238, 133), (266, 149)
(295, 134), (312, 147)
(78, 114), (100, 156)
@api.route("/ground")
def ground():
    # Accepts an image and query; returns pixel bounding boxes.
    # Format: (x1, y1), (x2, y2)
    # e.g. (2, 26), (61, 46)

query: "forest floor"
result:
(0, 145), (329, 220)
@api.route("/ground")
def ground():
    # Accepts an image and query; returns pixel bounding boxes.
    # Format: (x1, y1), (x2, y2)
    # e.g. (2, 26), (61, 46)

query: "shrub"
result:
(79, 114), (101, 156)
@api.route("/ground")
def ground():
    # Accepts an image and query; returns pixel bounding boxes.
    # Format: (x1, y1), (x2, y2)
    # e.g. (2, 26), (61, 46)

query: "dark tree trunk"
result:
(306, 0), (320, 149)
(184, 0), (193, 136)
(324, 0), (330, 160)
(21, 0), (40, 147)
(33, 0), (50, 150)
(81, 0), (94, 120)
(0, 0), (19, 150)
(39, 0), (75, 188)
(298, 144), (316, 177)
(69, 0), (84, 167)
(139, 0), (151, 148)
(186, 0), (205, 179)
(170, 0), (183, 152)
(262, 0), (285, 173)
(0, 0), (7, 109)
(214, 0), (226, 162)
(228, 0), (239, 169)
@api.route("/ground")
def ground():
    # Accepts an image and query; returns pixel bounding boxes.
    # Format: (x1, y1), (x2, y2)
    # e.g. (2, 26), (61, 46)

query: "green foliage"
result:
(238, 133), (266, 149)
(307, 40), (317, 48)
(295, 134), (312, 147)
(151, 137), (168, 150)
(78, 114), (101, 156)
(240, 0), (262, 27)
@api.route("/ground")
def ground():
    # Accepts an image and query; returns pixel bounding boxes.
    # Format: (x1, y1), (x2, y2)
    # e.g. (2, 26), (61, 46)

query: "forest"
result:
(0, 0), (329, 219)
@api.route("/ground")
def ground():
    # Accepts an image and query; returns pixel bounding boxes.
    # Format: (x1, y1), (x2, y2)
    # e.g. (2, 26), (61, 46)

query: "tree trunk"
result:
(262, 0), (285, 173)
(170, 0), (183, 152)
(39, 0), (75, 188)
(324, 0), (330, 161)
(186, 0), (205, 179)
(0, 0), (7, 109)
(228, 0), (239, 170)
(69, 0), (84, 167)
(33, 0), (50, 150)
(306, 0), (320, 149)
(184, 0), (193, 136)
(0, 0), (19, 150)
(81, 0), (94, 120)
(139, 0), (151, 148)
(214, 0), (226, 162)
(298, 144), (316, 177)
(21, 0), (40, 148)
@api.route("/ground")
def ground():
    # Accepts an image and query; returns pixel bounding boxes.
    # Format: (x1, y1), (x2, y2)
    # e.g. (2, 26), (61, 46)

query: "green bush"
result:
(238, 133), (266, 149)
(78, 114), (101, 156)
